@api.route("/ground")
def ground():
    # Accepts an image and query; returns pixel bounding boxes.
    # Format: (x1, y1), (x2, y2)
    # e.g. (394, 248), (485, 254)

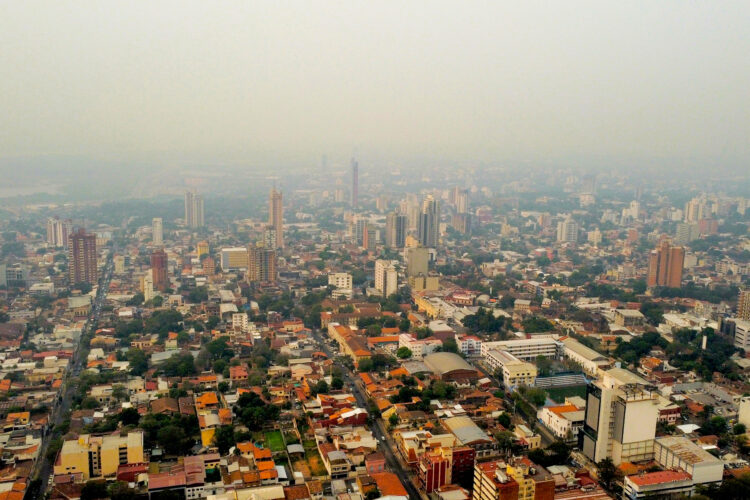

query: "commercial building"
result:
(184, 190), (204, 228)
(374, 260), (398, 297)
(653, 436), (723, 485)
(423, 353), (479, 382)
(399, 334), (442, 360)
(560, 337), (611, 375)
(150, 249), (168, 292)
(53, 432), (145, 480)
(537, 399), (586, 440)
(613, 309), (645, 328)
(269, 188), (284, 249)
(418, 195), (440, 248)
(473, 459), (554, 500)
(68, 228), (97, 285)
(442, 416), (495, 459)
(579, 368), (659, 465)
(196, 240), (209, 258)
(152, 217), (163, 245)
(647, 240), (684, 288)
(385, 212), (407, 248)
(247, 246), (276, 283)
(406, 247), (430, 277)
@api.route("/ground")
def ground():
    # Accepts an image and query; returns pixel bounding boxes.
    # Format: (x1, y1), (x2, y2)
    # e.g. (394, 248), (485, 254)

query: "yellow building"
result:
(409, 276), (439, 292)
(54, 432), (144, 480)
(197, 240), (210, 258)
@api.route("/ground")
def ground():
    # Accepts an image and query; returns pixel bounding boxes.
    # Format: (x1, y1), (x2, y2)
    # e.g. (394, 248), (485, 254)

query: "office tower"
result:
(150, 249), (168, 292)
(556, 218), (578, 243)
(351, 157), (359, 209)
(456, 189), (469, 214)
(374, 260), (398, 297)
(385, 213), (407, 248)
(269, 188), (284, 249)
(196, 240), (209, 258)
(647, 240), (685, 288)
(402, 194), (420, 231)
(451, 213), (471, 235)
(738, 289), (750, 321)
(47, 217), (73, 247)
(247, 245), (276, 283)
(352, 217), (368, 246)
(580, 368), (659, 465)
(184, 191), (205, 228)
(406, 247), (429, 277)
(418, 195), (440, 248)
(68, 228), (97, 285)
(152, 217), (163, 245)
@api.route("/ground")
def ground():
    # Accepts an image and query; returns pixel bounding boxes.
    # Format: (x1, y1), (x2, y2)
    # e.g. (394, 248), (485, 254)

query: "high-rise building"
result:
(738, 289), (750, 321)
(202, 256), (216, 277)
(328, 272), (353, 299)
(674, 222), (699, 245)
(456, 189), (469, 214)
(68, 228), (97, 285)
(184, 191), (205, 228)
(221, 247), (249, 271)
(647, 240), (684, 288)
(150, 249), (168, 292)
(374, 260), (398, 297)
(351, 158), (359, 209)
(262, 226), (277, 249)
(406, 247), (429, 277)
(418, 195), (440, 248)
(152, 217), (163, 245)
(579, 368), (659, 465)
(556, 218), (578, 243)
(385, 213), (407, 248)
(247, 245), (276, 283)
(451, 213), (471, 235)
(47, 217), (73, 248)
(269, 188), (284, 249)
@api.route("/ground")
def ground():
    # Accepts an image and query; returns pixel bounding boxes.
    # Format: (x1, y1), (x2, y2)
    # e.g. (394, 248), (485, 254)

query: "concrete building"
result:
(399, 334), (441, 360)
(406, 246), (430, 278)
(622, 470), (693, 500)
(184, 190), (204, 228)
(54, 432), (145, 480)
(560, 338), (611, 375)
(328, 272), (353, 299)
(152, 217), (163, 245)
(556, 218), (578, 243)
(418, 195), (440, 248)
(579, 368), (659, 465)
(738, 288), (750, 321)
(481, 338), (561, 362)
(68, 228), (97, 285)
(247, 246), (276, 283)
(385, 212), (407, 248)
(150, 248), (168, 292)
(47, 217), (73, 247)
(484, 350), (536, 389)
(647, 240), (684, 288)
(537, 400), (585, 440)
(220, 247), (248, 271)
(653, 436), (723, 486)
(374, 260), (398, 297)
(269, 188), (284, 249)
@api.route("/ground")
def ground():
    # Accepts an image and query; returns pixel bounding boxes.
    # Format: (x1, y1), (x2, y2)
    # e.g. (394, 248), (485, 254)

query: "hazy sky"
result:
(2, 1), (749, 166)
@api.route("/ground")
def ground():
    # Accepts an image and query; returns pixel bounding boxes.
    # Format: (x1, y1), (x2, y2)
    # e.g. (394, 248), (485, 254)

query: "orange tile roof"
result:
(627, 470), (691, 487)
(371, 472), (407, 497)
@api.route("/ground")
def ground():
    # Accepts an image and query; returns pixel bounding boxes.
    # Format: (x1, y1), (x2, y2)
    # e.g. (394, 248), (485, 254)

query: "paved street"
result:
(311, 330), (425, 500)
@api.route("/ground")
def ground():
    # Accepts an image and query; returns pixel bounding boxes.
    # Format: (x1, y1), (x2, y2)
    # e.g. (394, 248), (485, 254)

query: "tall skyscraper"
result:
(417, 195), (440, 248)
(351, 158), (359, 209)
(152, 218), (163, 245)
(406, 247), (429, 277)
(269, 188), (284, 249)
(68, 228), (97, 285)
(150, 249), (168, 292)
(184, 191), (205, 228)
(737, 289), (750, 321)
(647, 240), (685, 288)
(456, 189), (469, 214)
(47, 217), (73, 248)
(247, 245), (277, 283)
(556, 218), (579, 243)
(385, 212), (407, 248)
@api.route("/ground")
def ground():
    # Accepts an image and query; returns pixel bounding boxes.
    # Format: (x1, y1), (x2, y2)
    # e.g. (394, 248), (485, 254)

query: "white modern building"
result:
(328, 272), (353, 299)
(481, 338), (561, 361)
(653, 436), (723, 486)
(374, 260), (398, 298)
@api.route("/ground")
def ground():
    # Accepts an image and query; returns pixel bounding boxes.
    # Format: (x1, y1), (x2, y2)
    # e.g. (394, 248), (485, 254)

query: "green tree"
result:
(126, 348), (148, 376)
(213, 425), (236, 455)
(596, 457), (621, 491)
(396, 347), (412, 359)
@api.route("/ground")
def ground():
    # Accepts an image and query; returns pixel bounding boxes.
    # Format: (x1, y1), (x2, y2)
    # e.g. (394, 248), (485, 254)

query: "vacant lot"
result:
(265, 430), (285, 452)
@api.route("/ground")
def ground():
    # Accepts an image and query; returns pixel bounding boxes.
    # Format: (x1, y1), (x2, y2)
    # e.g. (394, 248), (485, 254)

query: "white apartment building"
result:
(374, 260), (398, 297)
(457, 335), (482, 357)
(561, 337), (611, 375)
(399, 333), (441, 360)
(580, 368), (659, 465)
(328, 272), (353, 300)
